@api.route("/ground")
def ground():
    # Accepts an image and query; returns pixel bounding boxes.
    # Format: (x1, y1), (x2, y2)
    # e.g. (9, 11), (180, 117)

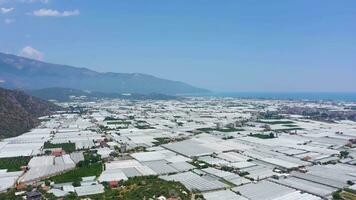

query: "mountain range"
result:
(0, 53), (208, 95)
(0, 87), (60, 139)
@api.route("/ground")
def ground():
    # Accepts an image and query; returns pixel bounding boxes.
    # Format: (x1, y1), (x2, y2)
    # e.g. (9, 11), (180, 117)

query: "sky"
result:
(1, 0), (356, 92)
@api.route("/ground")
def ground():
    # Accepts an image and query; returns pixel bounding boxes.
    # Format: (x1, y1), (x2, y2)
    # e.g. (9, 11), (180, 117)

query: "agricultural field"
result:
(0, 156), (31, 171)
(87, 176), (192, 200)
(48, 163), (103, 183)
(43, 142), (76, 153)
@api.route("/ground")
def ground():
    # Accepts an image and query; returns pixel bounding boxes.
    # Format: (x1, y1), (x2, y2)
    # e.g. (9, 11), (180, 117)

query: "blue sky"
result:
(1, 0), (356, 92)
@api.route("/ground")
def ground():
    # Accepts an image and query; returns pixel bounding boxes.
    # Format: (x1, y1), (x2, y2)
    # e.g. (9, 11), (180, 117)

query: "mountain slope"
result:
(0, 53), (209, 94)
(0, 87), (60, 139)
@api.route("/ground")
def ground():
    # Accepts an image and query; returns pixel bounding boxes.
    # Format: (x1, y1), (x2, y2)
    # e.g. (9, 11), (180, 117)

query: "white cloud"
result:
(4, 18), (15, 24)
(32, 8), (79, 17)
(19, 46), (44, 60)
(0, 7), (14, 14)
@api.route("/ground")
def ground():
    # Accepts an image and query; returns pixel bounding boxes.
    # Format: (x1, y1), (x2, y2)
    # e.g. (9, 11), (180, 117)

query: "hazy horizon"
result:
(1, 0), (356, 92)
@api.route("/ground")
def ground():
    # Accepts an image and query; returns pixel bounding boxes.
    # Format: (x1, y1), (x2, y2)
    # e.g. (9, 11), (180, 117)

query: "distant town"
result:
(1, 95), (355, 200)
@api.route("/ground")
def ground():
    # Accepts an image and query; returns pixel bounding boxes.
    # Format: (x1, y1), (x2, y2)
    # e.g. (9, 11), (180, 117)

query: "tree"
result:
(269, 132), (275, 138)
(72, 181), (81, 187)
(340, 151), (349, 158)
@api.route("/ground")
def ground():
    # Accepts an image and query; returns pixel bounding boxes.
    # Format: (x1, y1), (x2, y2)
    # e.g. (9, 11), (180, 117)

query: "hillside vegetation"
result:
(0, 87), (60, 138)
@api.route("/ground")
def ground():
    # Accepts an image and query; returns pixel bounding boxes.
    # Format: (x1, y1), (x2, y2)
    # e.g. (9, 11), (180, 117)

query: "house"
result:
(52, 148), (65, 156)
(26, 191), (41, 200)
(109, 181), (119, 188)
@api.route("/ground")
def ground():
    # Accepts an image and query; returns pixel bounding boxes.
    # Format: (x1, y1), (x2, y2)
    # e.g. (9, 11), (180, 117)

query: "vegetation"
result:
(277, 127), (304, 132)
(332, 188), (356, 200)
(126, 146), (147, 153)
(258, 112), (283, 119)
(0, 156), (31, 171)
(106, 121), (131, 125)
(152, 137), (187, 146)
(257, 120), (294, 125)
(223, 136), (234, 140)
(104, 116), (119, 121)
(134, 125), (155, 129)
(189, 158), (211, 169)
(43, 141), (76, 153)
(0, 188), (23, 200)
(118, 176), (191, 200)
(47, 163), (103, 183)
(58, 176), (192, 200)
(283, 124), (299, 127)
(221, 165), (235, 172)
(332, 190), (342, 200)
(249, 133), (275, 139)
(340, 150), (349, 158)
(197, 127), (244, 133)
(344, 188), (356, 194)
(239, 171), (250, 176)
(0, 87), (60, 139)
(153, 137), (171, 145)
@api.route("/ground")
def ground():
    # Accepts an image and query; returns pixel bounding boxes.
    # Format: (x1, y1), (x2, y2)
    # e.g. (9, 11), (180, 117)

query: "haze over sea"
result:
(206, 92), (356, 102)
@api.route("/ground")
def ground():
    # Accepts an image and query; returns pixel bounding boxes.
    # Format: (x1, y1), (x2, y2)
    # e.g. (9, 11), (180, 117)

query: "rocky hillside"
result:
(0, 87), (60, 139)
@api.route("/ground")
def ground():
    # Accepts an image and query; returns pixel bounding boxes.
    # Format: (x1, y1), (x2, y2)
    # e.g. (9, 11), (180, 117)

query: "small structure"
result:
(26, 191), (41, 200)
(157, 196), (167, 200)
(16, 183), (27, 190)
(52, 148), (65, 157)
(109, 181), (119, 188)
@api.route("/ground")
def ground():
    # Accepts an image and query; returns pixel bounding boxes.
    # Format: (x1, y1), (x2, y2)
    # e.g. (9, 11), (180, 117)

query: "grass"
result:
(48, 163), (103, 183)
(43, 142), (76, 153)
(0, 156), (31, 171)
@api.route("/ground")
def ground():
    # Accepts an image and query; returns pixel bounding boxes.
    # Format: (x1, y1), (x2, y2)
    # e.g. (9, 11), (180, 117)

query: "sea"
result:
(198, 92), (356, 102)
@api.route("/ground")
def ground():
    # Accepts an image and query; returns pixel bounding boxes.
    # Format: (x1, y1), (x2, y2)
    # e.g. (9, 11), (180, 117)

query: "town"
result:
(1, 96), (355, 200)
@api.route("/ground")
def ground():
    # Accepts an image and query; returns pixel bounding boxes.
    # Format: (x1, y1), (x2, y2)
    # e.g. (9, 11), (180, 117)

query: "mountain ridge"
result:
(0, 52), (209, 94)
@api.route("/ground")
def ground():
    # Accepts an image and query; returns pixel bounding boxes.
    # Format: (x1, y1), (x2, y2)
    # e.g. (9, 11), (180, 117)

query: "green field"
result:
(47, 163), (103, 183)
(0, 156), (31, 171)
(43, 142), (76, 153)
